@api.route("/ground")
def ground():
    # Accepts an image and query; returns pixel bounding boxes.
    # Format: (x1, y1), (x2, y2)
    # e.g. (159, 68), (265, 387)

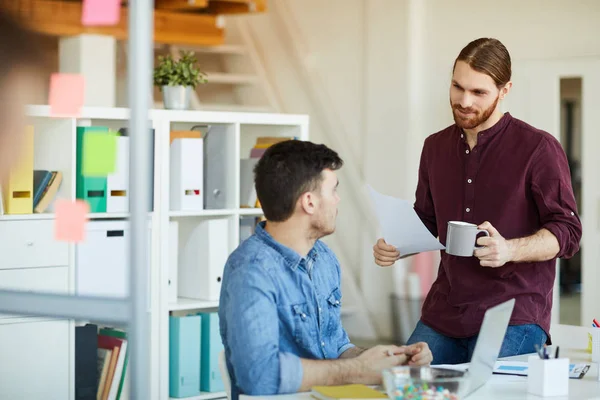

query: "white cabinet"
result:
(0, 266), (69, 319)
(0, 220), (68, 269)
(0, 319), (70, 400)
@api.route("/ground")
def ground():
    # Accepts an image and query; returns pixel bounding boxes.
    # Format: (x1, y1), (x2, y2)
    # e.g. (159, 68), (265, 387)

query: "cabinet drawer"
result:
(0, 266), (69, 319)
(0, 319), (69, 399)
(0, 220), (69, 269)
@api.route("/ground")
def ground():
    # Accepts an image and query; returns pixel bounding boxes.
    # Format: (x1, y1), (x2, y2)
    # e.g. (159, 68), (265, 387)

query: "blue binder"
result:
(199, 312), (225, 392)
(169, 315), (202, 398)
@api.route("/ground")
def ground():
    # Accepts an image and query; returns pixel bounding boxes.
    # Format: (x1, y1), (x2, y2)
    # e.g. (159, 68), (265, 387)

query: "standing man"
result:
(373, 38), (582, 365)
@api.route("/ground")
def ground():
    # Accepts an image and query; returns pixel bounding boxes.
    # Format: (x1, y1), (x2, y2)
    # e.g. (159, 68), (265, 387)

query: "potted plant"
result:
(153, 50), (207, 110)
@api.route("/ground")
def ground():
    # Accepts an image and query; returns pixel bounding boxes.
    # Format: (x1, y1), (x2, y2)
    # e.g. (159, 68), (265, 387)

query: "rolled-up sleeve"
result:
(530, 137), (582, 259)
(224, 265), (303, 395)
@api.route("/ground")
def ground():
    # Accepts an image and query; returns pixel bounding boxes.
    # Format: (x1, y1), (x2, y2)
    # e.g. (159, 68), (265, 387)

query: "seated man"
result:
(219, 140), (432, 398)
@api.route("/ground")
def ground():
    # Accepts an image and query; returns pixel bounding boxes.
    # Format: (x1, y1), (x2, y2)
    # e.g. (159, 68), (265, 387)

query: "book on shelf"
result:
(32, 170), (62, 213)
(97, 328), (128, 400)
(99, 327), (129, 400)
(75, 324), (99, 400)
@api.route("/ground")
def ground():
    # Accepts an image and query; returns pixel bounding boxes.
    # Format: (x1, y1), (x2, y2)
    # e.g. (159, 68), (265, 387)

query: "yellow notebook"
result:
(311, 384), (387, 400)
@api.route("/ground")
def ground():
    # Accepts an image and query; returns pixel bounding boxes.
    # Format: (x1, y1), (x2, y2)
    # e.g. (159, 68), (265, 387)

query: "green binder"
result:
(76, 126), (108, 212)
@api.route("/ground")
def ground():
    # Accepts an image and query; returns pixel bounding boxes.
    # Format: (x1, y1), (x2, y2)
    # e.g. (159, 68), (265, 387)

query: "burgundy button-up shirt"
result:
(415, 112), (582, 341)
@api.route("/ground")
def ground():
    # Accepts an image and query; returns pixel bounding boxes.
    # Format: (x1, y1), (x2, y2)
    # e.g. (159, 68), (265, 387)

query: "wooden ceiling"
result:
(7, 0), (267, 46)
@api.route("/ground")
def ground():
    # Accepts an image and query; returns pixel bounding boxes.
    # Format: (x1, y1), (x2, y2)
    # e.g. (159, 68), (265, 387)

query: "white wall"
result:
(416, 0), (600, 146)
(244, 0), (600, 340)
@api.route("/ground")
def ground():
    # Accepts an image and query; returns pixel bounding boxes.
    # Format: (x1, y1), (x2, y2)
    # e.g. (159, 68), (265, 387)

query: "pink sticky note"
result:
(49, 73), (85, 118)
(82, 0), (121, 26)
(55, 199), (90, 242)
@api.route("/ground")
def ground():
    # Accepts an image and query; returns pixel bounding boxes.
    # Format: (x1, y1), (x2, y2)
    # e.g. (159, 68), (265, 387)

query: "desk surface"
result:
(240, 324), (600, 400)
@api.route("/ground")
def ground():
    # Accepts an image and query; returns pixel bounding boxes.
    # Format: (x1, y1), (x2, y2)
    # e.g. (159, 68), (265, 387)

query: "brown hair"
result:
(453, 38), (511, 88)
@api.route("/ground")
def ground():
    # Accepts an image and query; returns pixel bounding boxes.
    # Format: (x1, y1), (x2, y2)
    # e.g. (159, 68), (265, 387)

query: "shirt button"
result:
(467, 179), (472, 184)
(301, 313), (306, 319)
(461, 134), (464, 138)
(319, 307), (322, 312)
(571, 212), (575, 216)
(465, 149), (470, 154)
(321, 341), (325, 347)
(335, 300), (340, 305)
(466, 208), (471, 213)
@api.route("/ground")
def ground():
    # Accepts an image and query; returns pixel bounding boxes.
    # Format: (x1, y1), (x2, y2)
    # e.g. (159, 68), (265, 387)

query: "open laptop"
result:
(457, 298), (516, 398)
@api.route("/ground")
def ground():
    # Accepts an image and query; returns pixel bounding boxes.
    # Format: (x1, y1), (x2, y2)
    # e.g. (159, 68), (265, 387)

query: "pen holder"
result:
(590, 329), (600, 363)
(527, 356), (569, 397)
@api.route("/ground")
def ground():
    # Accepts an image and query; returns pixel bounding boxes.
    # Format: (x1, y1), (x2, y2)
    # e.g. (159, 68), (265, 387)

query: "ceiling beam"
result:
(154, 0), (210, 12)
(8, 0), (225, 46)
(202, 0), (267, 14)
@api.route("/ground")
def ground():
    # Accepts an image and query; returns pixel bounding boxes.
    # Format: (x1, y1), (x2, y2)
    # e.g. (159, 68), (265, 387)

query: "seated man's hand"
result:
(401, 342), (433, 366)
(354, 345), (408, 384)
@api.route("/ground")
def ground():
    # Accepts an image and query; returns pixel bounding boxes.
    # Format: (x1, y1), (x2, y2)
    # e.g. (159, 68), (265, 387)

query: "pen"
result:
(555, 346), (559, 359)
(543, 344), (549, 359)
(594, 318), (600, 327)
(534, 344), (544, 360)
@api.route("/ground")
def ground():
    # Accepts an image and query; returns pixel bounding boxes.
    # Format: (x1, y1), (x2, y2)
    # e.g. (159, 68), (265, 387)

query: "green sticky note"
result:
(82, 131), (118, 176)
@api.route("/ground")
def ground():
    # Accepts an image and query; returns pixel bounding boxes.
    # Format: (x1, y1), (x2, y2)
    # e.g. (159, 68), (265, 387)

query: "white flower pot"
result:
(162, 85), (192, 110)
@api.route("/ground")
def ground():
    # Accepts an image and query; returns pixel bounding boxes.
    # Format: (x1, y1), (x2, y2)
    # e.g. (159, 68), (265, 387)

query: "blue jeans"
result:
(406, 320), (548, 365)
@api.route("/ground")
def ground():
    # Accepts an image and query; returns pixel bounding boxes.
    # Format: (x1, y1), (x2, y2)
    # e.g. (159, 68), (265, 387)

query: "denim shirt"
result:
(218, 222), (354, 398)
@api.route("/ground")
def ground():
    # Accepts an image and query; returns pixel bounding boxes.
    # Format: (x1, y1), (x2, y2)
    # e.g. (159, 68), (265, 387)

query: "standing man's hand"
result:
(402, 342), (433, 366)
(474, 221), (513, 267)
(373, 238), (400, 266)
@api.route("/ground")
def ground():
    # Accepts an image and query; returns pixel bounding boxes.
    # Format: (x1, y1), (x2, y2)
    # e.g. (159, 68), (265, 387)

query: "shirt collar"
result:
(459, 112), (513, 146)
(255, 221), (319, 271)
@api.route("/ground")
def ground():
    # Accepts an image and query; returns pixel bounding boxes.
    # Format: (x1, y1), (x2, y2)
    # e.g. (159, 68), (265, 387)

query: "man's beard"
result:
(451, 94), (499, 129)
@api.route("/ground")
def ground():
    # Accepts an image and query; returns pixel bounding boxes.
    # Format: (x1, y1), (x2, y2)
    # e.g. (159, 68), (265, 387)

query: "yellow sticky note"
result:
(82, 131), (118, 177)
(55, 199), (90, 242)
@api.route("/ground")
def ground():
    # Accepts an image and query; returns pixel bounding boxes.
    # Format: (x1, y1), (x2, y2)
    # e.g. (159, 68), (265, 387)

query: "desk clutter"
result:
(75, 324), (129, 400)
(169, 312), (224, 398)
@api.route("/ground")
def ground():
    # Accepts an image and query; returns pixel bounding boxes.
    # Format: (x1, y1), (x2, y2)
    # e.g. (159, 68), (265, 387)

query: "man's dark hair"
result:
(0, 7), (44, 83)
(254, 140), (343, 222)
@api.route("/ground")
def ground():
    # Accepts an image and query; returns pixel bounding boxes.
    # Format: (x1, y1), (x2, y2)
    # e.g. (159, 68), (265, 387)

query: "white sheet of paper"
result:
(366, 184), (445, 256)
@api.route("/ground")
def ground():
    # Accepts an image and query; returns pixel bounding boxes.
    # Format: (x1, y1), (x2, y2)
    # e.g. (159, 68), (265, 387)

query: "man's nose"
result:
(458, 93), (473, 109)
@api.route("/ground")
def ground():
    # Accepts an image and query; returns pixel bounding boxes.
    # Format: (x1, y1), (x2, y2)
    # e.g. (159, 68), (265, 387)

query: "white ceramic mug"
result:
(445, 221), (490, 257)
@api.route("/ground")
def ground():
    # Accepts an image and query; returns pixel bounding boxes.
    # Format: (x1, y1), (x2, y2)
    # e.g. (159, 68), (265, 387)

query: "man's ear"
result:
(299, 191), (316, 215)
(499, 81), (512, 100)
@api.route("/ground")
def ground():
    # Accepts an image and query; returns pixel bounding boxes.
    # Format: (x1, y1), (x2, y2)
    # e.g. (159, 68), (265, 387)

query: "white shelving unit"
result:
(0, 105), (308, 400)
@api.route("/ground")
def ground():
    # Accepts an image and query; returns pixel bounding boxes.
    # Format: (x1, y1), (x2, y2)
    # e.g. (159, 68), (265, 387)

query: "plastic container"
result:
(382, 366), (466, 400)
